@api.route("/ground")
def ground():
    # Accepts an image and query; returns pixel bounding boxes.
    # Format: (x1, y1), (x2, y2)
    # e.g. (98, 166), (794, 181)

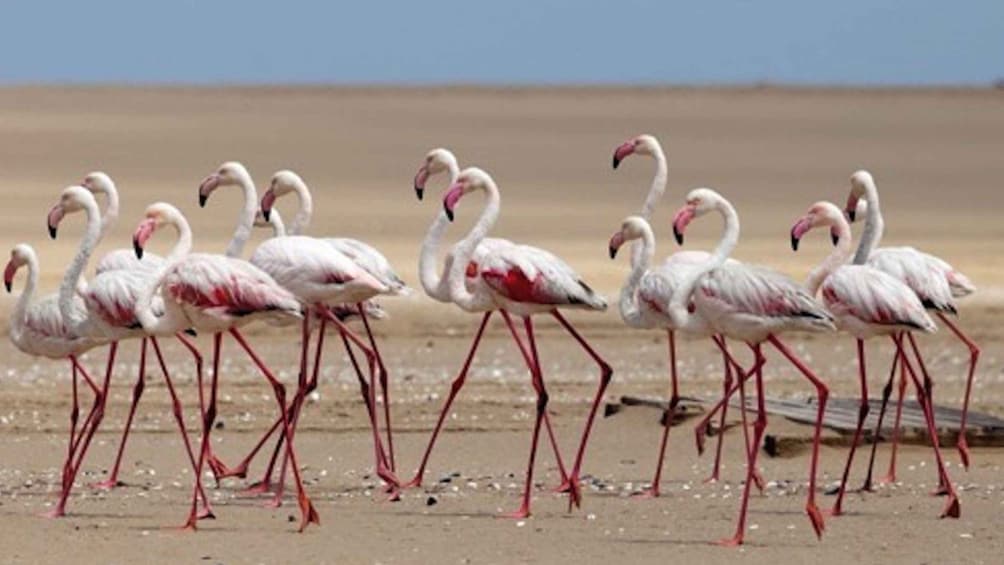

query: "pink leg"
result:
(905, 333), (950, 494)
(551, 310), (613, 511)
(404, 311), (492, 488)
(860, 351), (898, 492)
(768, 335), (828, 541)
(498, 311), (571, 491)
(882, 352), (909, 484)
(636, 330), (678, 499)
(229, 328), (319, 531)
(96, 338), (149, 489)
(498, 316), (549, 519)
(359, 305), (395, 472)
(703, 338), (733, 483)
(936, 312), (979, 470)
(182, 333), (221, 530)
(733, 347), (764, 492)
(693, 340), (761, 457)
(716, 343), (769, 547)
(830, 339), (871, 516)
(894, 334), (961, 518)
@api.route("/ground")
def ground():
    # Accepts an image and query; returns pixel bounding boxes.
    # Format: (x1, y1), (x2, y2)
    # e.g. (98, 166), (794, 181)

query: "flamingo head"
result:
(845, 169), (874, 222)
(80, 171), (114, 195)
(199, 161), (249, 207)
(261, 169), (303, 221)
(612, 134), (659, 169)
(608, 216), (647, 259)
(133, 202), (174, 259)
(414, 148), (457, 201)
(672, 188), (717, 245)
(792, 201), (845, 251)
(4, 244), (32, 293)
(47, 186), (94, 240)
(442, 166), (491, 222)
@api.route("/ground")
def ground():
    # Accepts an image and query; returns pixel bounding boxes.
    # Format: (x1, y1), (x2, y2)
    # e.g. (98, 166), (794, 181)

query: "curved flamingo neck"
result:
(91, 179), (120, 237)
(225, 173), (258, 258)
(419, 165), (460, 300)
(10, 249), (39, 343)
(852, 178), (884, 265)
(668, 195), (739, 327)
(448, 180), (500, 311)
(632, 145), (667, 268)
(59, 198), (102, 330)
(286, 179), (314, 236)
(137, 211), (192, 335)
(619, 223), (654, 327)
(268, 209), (287, 237)
(806, 211), (853, 296)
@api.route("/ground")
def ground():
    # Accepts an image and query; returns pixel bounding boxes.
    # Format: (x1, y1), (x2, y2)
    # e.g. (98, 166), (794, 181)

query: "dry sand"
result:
(0, 86), (1002, 563)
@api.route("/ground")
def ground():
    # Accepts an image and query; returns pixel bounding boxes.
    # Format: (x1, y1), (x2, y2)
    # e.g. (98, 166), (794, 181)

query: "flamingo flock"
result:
(3, 135), (980, 545)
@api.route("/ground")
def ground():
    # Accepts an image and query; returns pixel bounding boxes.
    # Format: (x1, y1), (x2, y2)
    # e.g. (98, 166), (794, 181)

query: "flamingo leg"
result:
(893, 333), (961, 518)
(498, 316), (549, 519)
(830, 339), (871, 516)
(767, 335), (828, 541)
(936, 312), (979, 470)
(703, 338), (732, 484)
(174, 333), (230, 486)
(905, 332), (951, 494)
(48, 342), (117, 518)
(404, 311), (492, 489)
(96, 338), (149, 489)
(229, 328), (319, 531)
(498, 310), (571, 490)
(881, 351), (909, 484)
(732, 344), (765, 493)
(693, 340), (760, 457)
(635, 330), (678, 499)
(144, 337), (215, 518)
(717, 343), (768, 547)
(183, 333), (221, 530)
(359, 305), (395, 472)
(550, 310), (613, 511)
(860, 350), (899, 492)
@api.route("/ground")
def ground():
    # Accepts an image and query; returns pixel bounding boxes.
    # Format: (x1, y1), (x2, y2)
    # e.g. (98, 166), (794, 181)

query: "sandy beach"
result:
(0, 86), (1001, 563)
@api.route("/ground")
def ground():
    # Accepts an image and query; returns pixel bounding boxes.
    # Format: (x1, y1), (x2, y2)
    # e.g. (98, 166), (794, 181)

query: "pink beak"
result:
(260, 189), (277, 221)
(672, 205), (696, 245)
(47, 205), (65, 239)
(790, 217), (813, 251)
(133, 218), (157, 259)
(198, 174), (220, 207)
(442, 181), (464, 222)
(612, 141), (635, 169)
(4, 260), (17, 293)
(608, 232), (625, 259)
(413, 166), (430, 200)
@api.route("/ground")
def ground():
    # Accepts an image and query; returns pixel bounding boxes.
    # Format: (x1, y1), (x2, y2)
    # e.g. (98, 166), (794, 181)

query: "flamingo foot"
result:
(239, 480), (275, 497)
(752, 470), (766, 494)
(930, 483), (950, 497)
(957, 439), (971, 471)
(806, 502), (826, 540)
(631, 486), (660, 499)
(376, 464), (400, 490)
(858, 479), (875, 493)
(40, 507), (66, 519)
(401, 476), (423, 490)
(823, 504), (844, 518)
(179, 516), (199, 531)
(297, 494), (320, 532)
(90, 478), (124, 490)
(940, 495), (961, 519)
(498, 506), (530, 520)
(878, 473), (896, 485)
(714, 534), (744, 547)
(207, 456), (246, 480)
(196, 506), (216, 521)
(262, 496), (282, 509)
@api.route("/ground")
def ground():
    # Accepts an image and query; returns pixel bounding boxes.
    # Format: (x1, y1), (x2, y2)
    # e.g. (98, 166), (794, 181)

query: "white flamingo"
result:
(843, 170), (979, 486)
(668, 188), (835, 545)
(4, 239), (106, 518)
(80, 172), (165, 275)
(790, 201), (959, 518)
(611, 134), (754, 491)
(130, 202), (316, 531)
(405, 149), (573, 491)
(440, 167), (610, 518)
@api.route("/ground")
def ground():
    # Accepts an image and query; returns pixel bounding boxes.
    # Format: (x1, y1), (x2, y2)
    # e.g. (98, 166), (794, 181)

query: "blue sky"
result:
(3, 1), (1001, 85)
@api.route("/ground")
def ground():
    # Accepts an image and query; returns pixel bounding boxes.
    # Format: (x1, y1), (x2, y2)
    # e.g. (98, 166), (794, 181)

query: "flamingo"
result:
(405, 149), (573, 492)
(197, 164), (397, 500)
(79, 172), (164, 275)
(4, 239), (107, 518)
(790, 201), (959, 518)
(843, 170), (979, 488)
(668, 188), (835, 545)
(611, 134), (754, 491)
(440, 167), (610, 518)
(130, 202), (317, 531)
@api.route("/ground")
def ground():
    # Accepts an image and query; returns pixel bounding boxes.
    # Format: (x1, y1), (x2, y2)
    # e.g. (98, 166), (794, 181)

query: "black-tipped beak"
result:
(609, 245), (619, 259)
(414, 186), (424, 201)
(184, 328), (198, 337)
(831, 232), (840, 246)
(262, 208), (271, 222)
(48, 225), (57, 240)
(846, 208), (856, 222)
(4, 281), (11, 293)
(444, 203), (454, 222)
(673, 225), (684, 245)
(612, 155), (621, 169)
(134, 238), (144, 259)
(199, 194), (208, 208)
(791, 233), (800, 252)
